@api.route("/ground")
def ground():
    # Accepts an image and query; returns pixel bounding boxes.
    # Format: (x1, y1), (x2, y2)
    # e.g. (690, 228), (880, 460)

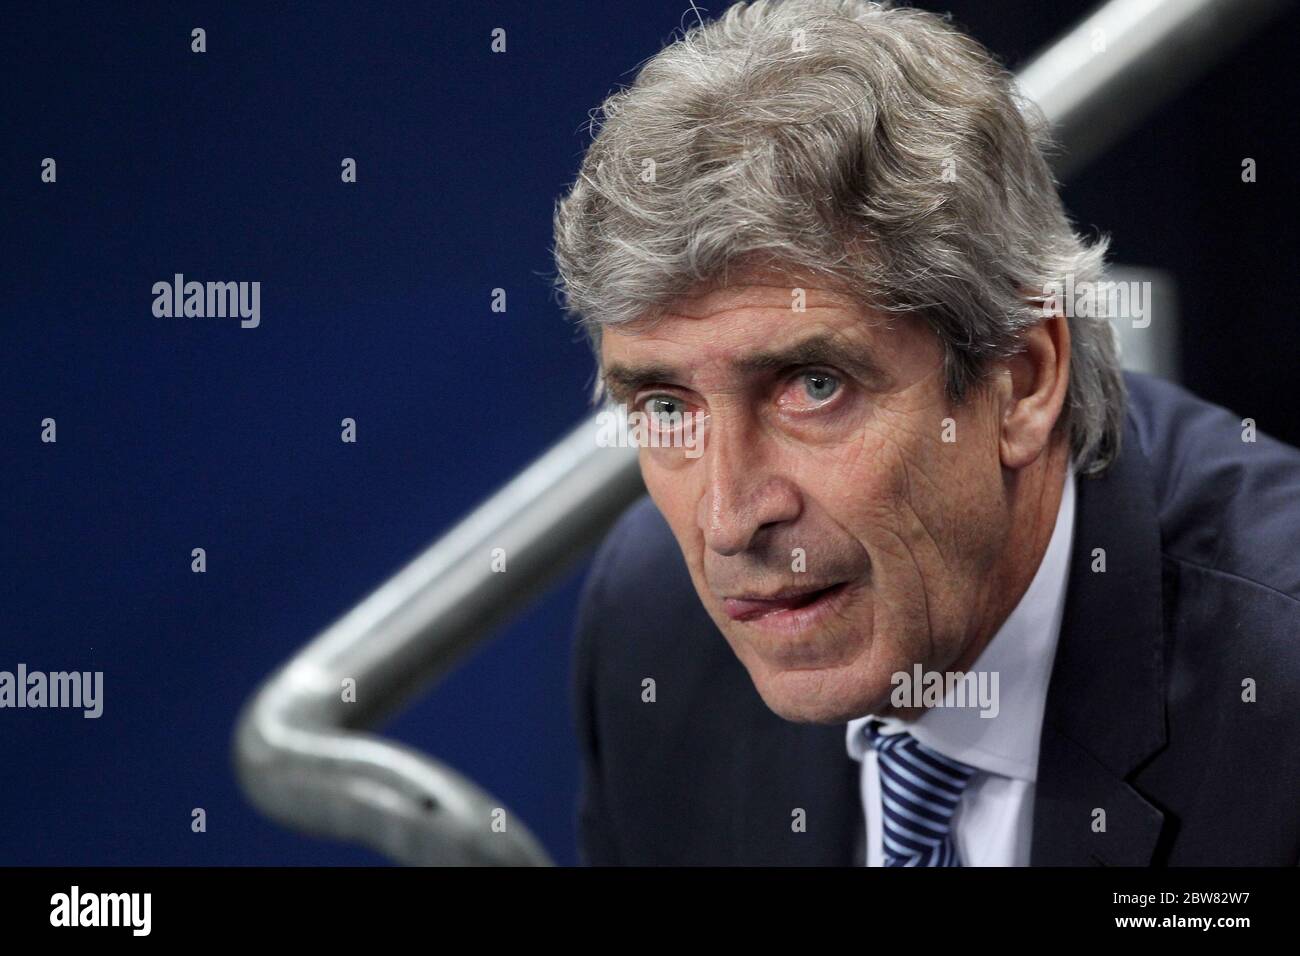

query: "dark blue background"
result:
(3, 1), (1296, 865)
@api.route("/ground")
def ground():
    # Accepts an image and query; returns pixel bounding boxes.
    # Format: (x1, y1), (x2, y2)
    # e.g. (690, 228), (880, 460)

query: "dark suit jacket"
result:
(570, 371), (1300, 865)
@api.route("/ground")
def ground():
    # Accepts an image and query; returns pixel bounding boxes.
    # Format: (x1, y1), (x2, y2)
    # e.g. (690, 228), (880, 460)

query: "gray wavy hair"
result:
(551, 0), (1125, 476)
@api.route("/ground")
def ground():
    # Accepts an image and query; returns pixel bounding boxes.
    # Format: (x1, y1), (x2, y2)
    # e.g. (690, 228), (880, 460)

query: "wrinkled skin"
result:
(599, 269), (1071, 724)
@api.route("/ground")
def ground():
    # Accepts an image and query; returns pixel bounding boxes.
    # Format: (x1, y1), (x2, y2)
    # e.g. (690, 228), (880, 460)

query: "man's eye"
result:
(792, 370), (840, 405)
(641, 396), (685, 424)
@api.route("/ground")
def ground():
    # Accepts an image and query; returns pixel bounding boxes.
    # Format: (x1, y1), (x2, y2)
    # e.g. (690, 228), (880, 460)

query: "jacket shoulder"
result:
(1123, 371), (1300, 604)
(576, 495), (715, 647)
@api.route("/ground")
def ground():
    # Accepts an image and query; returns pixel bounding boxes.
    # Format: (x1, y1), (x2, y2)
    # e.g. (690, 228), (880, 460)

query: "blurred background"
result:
(2, 0), (1296, 865)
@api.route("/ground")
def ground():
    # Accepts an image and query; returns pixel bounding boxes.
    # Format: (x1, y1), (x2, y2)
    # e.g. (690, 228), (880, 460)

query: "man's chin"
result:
(747, 663), (890, 725)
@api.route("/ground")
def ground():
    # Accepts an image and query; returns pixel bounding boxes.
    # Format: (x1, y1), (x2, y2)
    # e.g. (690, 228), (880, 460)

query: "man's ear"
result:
(998, 311), (1071, 470)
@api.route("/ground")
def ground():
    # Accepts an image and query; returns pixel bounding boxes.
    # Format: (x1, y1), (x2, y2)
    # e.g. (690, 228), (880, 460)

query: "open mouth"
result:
(723, 581), (849, 622)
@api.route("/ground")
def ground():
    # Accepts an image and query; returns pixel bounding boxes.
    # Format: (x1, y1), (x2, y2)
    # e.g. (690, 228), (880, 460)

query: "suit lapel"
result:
(725, 646), (863, 865)
(1032, 417), (1169, 865)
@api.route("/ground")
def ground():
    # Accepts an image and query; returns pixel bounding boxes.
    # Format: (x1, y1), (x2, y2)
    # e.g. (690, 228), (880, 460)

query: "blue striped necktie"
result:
(865, 719), (978, 867)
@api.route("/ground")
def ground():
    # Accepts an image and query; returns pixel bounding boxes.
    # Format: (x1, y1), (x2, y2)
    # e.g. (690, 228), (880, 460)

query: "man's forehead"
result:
(654, 270), (861, 320)
(600, 279), (879, 360)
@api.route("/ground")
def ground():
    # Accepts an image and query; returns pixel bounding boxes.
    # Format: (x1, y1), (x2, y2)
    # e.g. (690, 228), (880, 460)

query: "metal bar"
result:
(233, 418), (642, 865)
(233, 0), (1291, 865)
(1015, 0), (1291, 179)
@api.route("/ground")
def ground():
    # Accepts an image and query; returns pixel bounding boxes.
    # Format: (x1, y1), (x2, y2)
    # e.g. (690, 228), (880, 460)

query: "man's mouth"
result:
(723, 581), (850, 622)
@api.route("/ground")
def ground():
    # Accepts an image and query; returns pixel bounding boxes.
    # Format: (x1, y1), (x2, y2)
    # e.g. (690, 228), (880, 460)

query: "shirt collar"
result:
(846, 461), (1076, 781)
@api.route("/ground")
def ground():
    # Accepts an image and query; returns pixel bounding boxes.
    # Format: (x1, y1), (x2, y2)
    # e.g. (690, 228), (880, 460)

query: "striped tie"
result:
(865, 719), (978, 867)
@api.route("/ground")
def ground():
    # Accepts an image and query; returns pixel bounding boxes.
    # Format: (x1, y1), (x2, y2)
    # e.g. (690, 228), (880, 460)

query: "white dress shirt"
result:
(845, 462), (1076, 866)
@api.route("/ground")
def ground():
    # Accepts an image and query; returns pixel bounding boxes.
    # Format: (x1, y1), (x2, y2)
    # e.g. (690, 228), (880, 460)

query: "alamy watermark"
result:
(890, 664), (999, 718)
(1042, 274), (1151, 328)
(0, 664), (103, 718)
(50, 886), (150, 936)
(595, 403), (705, 457)
(152, 273), (260, 328)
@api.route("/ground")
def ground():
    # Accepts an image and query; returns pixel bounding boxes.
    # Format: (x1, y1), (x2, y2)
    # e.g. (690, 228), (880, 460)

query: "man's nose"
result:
(697, 422), (801, 556)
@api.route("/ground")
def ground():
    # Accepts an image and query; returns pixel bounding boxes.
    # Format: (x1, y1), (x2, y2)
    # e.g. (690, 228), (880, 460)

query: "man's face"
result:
(600, 277), (1017, 724)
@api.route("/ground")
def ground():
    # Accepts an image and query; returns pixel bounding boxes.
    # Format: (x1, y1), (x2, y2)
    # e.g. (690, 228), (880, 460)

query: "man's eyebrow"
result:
(600, 362), (680, 403)
(734, 333), (888, 384)
(600, 332), (888, 402)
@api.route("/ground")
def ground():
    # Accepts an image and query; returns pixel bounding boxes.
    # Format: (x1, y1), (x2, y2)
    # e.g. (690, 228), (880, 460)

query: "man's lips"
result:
(722, 582), (850, 622)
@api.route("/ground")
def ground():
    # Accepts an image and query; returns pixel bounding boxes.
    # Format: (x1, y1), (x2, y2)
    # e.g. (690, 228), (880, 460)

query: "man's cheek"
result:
(845, 463), (909, 545)
(644, 476), (696, 542)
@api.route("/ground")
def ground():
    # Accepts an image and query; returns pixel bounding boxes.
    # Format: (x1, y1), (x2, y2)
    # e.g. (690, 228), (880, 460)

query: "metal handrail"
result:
(232, 0), (1291, 865)
(234, 416), (641, 865)
(1015, 0), (1289, 179)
